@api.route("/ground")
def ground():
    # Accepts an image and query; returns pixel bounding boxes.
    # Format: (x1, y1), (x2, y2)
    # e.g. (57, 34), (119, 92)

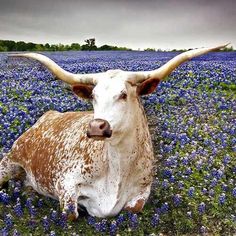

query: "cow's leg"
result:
(124, 186), (151, 213)
(0, 155), (24, 188)
(57, 182), (79, 221)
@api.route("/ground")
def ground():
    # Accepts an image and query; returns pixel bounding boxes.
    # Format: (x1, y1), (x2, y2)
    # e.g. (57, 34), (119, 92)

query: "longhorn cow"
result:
(0, 44), (227, 219)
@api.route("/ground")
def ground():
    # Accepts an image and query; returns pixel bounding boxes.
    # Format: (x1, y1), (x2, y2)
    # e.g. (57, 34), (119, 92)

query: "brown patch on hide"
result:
(9, 110), (95, 195)
(124, 198), (145, 213)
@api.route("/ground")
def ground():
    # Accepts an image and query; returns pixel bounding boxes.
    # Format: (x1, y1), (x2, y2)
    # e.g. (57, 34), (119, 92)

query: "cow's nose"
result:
(87, 119), (112, 140)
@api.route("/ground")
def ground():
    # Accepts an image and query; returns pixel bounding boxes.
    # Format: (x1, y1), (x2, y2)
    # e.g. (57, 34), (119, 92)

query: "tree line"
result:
(0, 38), (234, 52)
(0, 38), (132, 52)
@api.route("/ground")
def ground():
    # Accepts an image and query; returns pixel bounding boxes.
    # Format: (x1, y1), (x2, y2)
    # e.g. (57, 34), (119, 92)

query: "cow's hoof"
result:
(22, 186), (37, 196)
(67, 212), (78, 221)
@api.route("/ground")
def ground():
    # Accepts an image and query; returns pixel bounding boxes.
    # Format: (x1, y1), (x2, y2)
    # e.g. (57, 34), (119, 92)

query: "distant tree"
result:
(0, 38), (135, 52)
(1, 40), (16, 51)
(50, 44), (59, 51)
(70, 43), (81, 50)
(222, 46), (234, 51)
(16, 41), (28, 51)
(99, 44), (116, 50)
(27, 42), (36, 51)
(81, 38), (97, 51)
(57, 43), (65, 51)
(34, 44), (44, 51)
(44, 43), (51, 51)
(144, 48), (156, 52)
(0, 45), (7, 51)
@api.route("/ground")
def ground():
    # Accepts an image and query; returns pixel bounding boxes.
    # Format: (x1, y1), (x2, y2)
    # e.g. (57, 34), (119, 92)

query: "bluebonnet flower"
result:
(0, 227), (9, 236)
(178, 181), (184, 189)
(13, 198), (23, 217)
(95, 219), (107, 232)
(198, 202), (206, 214)
(87, 216), (96, 226)
(219, 193), (226, 205)
(28, 218), (37, 230)
(49, 231), (56, 236)
(116, 213), (125, 226)
(4, 214), (13, 230)
(151, 213), (160, 227)
(173, 194), (182, 206)
(200, 225), (207, 234)
(100, 219), (108, 232)
(210, 178), (218, 188)
(221, 183), (228, 191)
(162, 179), (169, 189)
(37, 198), (43, 208)
(160, 202), (169, 214)
(49, 209), (58, 223)
(29, 205), (37, 218)
(232, 187), (236, 198)
(12, 229), (20, 236)
(209, 189), (215, 197)
(0, 191), (10, 205)
(25, 197), (32, 209)
(162, 168), (172, 178)
(202, 188), (207, 194)
(223, 154), (231, 165)
(188, 187), (195, 197)
(129, 213), (138, 230)
(59, 211), (67, 229)
(185, 167), (192, 175)
(109, 220), (117, 235)
(12, 187), (20, 200)
(42, 216), (50, 232)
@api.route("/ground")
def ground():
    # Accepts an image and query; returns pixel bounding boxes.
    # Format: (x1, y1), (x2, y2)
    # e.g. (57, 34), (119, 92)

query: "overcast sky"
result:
(0, 0), (235, 50)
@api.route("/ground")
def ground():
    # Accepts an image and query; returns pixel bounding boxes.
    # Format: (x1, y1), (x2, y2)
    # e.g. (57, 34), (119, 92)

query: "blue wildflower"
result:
(4, 214), (13, 230)
(188, 187), (195, 197)
(151, 213), (160, 227)
(13, 199), (23, 217)
(173, 194), (182, 206)
(219, 193), (226, 205)
(42, 216), (50, 232)
(129, 213), (138, 230)
(232, 187), (236, 198)
(198, 202), (206, 214)
(109, 220), (117, 236)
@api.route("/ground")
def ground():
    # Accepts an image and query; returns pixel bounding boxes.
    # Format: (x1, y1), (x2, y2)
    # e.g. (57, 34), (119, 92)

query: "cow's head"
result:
(9, 44), (228, 141)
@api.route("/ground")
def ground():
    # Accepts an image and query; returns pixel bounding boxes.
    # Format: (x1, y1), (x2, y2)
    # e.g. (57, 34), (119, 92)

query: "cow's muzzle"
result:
(87, 119), (112, 140)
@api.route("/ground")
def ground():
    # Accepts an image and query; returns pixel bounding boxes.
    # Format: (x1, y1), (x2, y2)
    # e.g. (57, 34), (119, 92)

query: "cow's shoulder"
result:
(9, 110), (94, 163)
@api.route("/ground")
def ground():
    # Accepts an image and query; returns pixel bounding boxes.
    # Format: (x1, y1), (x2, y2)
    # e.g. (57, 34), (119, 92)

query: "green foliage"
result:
(0, 39), (133, 52)
(0, 40), (82, 52)
(144, 48), (156, 52)
(81, 38), (97, 51)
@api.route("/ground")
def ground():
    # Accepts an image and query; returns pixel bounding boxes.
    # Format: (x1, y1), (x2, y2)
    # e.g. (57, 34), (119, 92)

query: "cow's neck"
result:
(105, 101), (152, 186)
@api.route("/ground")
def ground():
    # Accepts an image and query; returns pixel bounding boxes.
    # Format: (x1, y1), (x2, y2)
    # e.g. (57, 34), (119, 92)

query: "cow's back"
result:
(9, 110), (104, 195)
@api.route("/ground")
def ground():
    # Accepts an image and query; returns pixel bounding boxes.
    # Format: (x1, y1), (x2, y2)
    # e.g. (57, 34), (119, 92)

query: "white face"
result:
(92, 72), (138, 139)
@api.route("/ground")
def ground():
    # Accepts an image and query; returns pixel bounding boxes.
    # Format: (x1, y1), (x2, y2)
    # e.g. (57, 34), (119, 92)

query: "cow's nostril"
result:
(88, 119), (112, 139)
(99, 122), (106, 130)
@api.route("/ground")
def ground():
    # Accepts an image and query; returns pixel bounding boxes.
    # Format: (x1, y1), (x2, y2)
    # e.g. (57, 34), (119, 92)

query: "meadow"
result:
(0, 50), (235, 235)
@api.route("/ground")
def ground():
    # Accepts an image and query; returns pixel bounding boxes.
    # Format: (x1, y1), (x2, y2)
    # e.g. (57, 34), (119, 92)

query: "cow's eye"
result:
(90, 93), (95, 100)
(119, 92), (127, 100)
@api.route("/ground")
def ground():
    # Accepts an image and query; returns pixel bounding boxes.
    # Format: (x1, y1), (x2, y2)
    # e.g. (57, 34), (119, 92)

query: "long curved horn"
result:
(131, 43), (229, 83)
(8, 53), (97, 85)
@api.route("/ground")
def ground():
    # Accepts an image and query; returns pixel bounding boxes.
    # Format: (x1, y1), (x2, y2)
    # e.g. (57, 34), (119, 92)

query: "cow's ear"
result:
(137, 78), (160, 96)
(72, 84), (94, 99)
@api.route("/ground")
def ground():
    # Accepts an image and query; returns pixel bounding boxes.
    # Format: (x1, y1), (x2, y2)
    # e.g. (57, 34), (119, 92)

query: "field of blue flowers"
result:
(0, 50), (235, 235)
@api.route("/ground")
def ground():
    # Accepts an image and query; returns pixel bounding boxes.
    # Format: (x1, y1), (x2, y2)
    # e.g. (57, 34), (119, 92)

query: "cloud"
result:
(0, 0), (235, 49)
